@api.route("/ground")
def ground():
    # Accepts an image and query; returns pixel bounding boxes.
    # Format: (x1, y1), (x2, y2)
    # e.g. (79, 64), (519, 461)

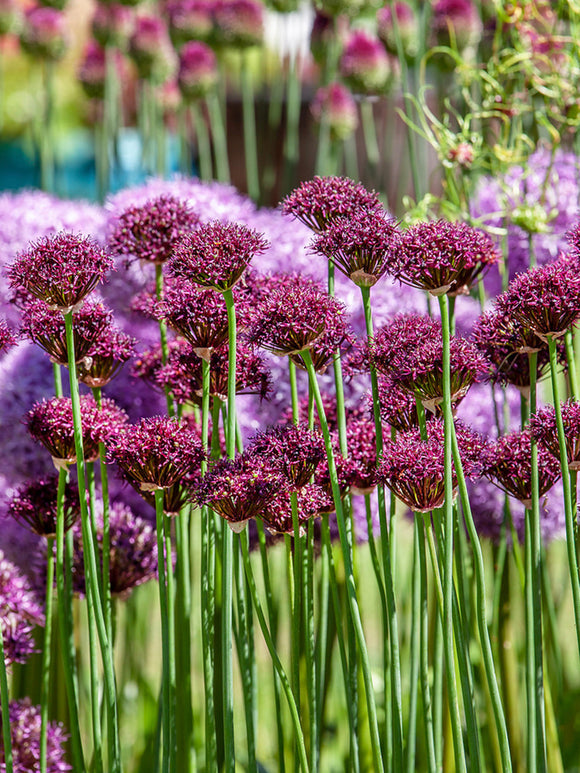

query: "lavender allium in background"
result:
(0, 698), (71, 772)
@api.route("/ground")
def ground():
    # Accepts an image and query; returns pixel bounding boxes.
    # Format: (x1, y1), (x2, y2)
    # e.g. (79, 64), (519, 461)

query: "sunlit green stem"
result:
(207, 91), (230, 183)
(39, 537), (55, 773)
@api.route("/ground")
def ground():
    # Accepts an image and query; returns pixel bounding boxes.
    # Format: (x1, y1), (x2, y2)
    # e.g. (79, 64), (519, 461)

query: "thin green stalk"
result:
(39, 537), (55, 773)
(206, 91), (231, 183)
(565, 328), (579, 398)
(93, 387), (112, 643)
(406, 525), (420, 773)
(40, 60), (55, 192)
(417, 518), (437, 773)
(291, 491), (303, 772)
(305, 519), (317, 772)
(191, 102), (213, 181)
(86, 579), (104, 773)
(163, 512), (177, 771)
(155, 264), (174, 417)
(234, 540), (257, 771)
(360, 100), (380, 171)
(301, 348), (384, 773)
(282, 55), (302, 193)
(240, 52), (260, 201)
(154, 489), (172, 773)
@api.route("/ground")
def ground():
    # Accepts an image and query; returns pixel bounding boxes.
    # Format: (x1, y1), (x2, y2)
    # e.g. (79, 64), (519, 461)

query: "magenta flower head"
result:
(0, 319), (17, 356)
(27, 395), (128, 469)
(391, 219), (499, 296)
(370, 313), (441, 377)
(212, 0), (264, 49)
(247, 423), (326, 489)
(496, 255), (580, 341)
(377, 1), (418, 59)
(432, 0), (482, 51)
(289, 307), (353, 374)
(170, 220), (269, 292)
(177, 41), (217, 101)
(19, 6), (68, 61)
(7, 476), (80, 538)
(345, 413), (378, 495)
(167, 0), (214, 46)
(310, 82), (359, 143)
(482, 428), (561, 507)
(78, 41), (108, 100)
(0, 552), (44, 664)
(78, 324), (135, 388)
(530, 401), (580, 470)
(249, 273), (348, 357)
(375, 375), (425, 432)
(128, 15), (175, 81)
(108, 194), (199, 266)
(92, 3), (134, 48)
(340, 29), (394, 95)
(311, 209), (399, 287)
(281, 176), (382, 234)
(261, 484), (330, 535)
(8, 233), (114, 313)
(0, 698), (70, 770)
(377, 419), (484, 512)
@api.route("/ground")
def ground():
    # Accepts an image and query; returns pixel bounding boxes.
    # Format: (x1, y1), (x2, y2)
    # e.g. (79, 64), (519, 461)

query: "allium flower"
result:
(195, 455), (288, 531)
(167, 0), (214, 46)
(108, 194), (199, 266)
(249, 274), (348, 357)
(432, 0), (482, 51)
(212, 0), (264, 48)
(131, 339), (186, 390)
(92, 3), (134, 48)
(496, 255), (580, 340)
(27, 395), (128, 469)
(392, 219), (499, 296)
(310, 83), (359, 142)
(8, 233), (114, 313)
(377, 1), (418, 59)
(128, 15), (175, 81)
(370, 313), (440, 376)
(170, 221), (268, 292)
(19, 7), (68, 61)
(78, 41), (108, 100)
(311, 209), (399, 287)
(78, 325), (135, 388)
(177, 41), (217, 101)
(0, 698), (71, 771)
(482, 428), (561, 507)
(374, 376), (423, 432)
(260, 484), (330, 534)
(340, 29), (394, 95)
(7, 476), (80, 538)
(288, 309), (353, 374)
(247, 423), (326, 489)
(530, 401), (580, 470)
(281, 176), (382, 234)
(377, 420), (484, 512)
(345, 413), (378, 494)
(0, 320), (17, 356)
(0, 552), (44, 664)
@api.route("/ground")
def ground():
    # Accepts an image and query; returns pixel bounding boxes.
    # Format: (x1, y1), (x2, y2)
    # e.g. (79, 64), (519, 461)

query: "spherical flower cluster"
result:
(288, 308), (353, 374)
(170, 221), (268, 292)
(377, 1), (418, 59)
(178, 41), (218, 101)
(108, 195), (199, 266)
(392, 219), (498, 296)
(212, 0), (264, 48)
(92, 3), (133, 48)
(345, 413), (378, 495)
(19, 6), (68, 61)
(7, 476), (80, 538)
(370, 313), (441, 374)
(128, 15), (175, 82)
(311, 209), (399, 287)
(0, 698), (71, 771)
(261, 484), (331, 535)
(77, 323), (135, 388)
(529, 401), (580, 470)
(281, 176), (382, 234)
(0, 552), (44, 664)
(247, 423), (326, 489)
(310, 83), (359, 142)
(432, 0), (482, 52)
(0, 320), (16, 356)
(340, 29), (394, 95)
(78, 41), (108, 101)
(8, 233), (114, 313)
(167, 0), (214, 46)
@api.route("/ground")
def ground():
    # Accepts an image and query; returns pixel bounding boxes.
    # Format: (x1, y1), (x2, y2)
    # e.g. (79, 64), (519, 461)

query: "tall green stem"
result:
(241, 53), (260, 201)
(154, 490), (172, 773)
(191, 103), (213, 181)
(207, 91), (230, 183)
(39, 537), (55, 773)
(417, 517), (437, 773)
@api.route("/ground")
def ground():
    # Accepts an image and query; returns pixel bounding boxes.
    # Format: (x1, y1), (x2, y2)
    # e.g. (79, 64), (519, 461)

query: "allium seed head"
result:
(530, 401), (580, 470)
(0, 320), (17, 356)
(7, 476), (80, 538)
(177, 41), (218, 101)
(247, 423), (326, 489)
(340, 29), (394, 95)
(310, 83), (359, 142)
(260, 485), (330, 535)
(212, 0), (264, 48)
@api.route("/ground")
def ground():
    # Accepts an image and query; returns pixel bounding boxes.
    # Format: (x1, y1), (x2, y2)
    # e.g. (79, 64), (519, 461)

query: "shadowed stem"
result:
(154, 490), (173, 773)
(39, 536), (55, 773)
(241, 52), (260, 201)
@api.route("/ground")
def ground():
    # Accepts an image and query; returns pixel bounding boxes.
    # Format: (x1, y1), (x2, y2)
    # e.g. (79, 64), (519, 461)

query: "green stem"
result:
(241, 52), (260, 201)
(191, 102), (213, 181)
(164, 513), (177, 770)
(234, 539), (257, 770)
(93, 387), (112, 644)
(565, 329), (579, 399)
(406, 525), (420, 773)
(360, 100), (380, 171)
(206, 91), (231, 183)
(416, 518), (437, 773)
(40, 60), (55, 193)
(282, 55), (302, 193)
(155, 264), (174, 417)
(39, 537), (55, 773)
(154, 489), (172, 773)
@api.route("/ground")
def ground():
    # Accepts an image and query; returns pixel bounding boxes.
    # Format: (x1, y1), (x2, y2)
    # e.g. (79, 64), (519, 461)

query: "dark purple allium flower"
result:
(19, 6), (68, 61)
(0, 698), (71, 771)
(110, 416), (206, 496)
(496, 255), (580, 340)
(340, 29), (394, 95)
(370, 313), (441, 377)
(78, 41), (108, 100)
(432, 0), (482, 51)
(288, 305), (353, 375)
(345, 413), (378, 494)
(167, 0), (214, 46)
(377, 419), (484, 512)
(314, 442), (353, 509)
(177, 40), (217, 101)
(108, 194), (199, 266)
(7, 476), (80, 538)
(92, 3), (134, 48)
(212, 0), (264, 48)
(311, 209), (399, 287)
(391, 220), (499, 296)
(0, 552), (44, 664)
(247, 423), (326, 489)
(0, 320), (17, 356)
(281, 176), (382, 234)
(260, 484), (331, 534)
(374, 376), (423, 432)
(482, 428), (561, 507)
(131, 339), (185, 391)
(377, 1), (418, 58)
(530, 401), (580, 470)
(20, 298), (114, 366)
(78, 324), (135, 388)
(67, 503), (158, 598)
(310, 82), (359, 142)
(310, 9), (348, 64)
(8, 233), (114, 313)
(27, 395), (128, 469)
(195, 455), (288, 531)
(170, 220), (268, 292)
(128, 15), (175, 81)
(249, 273), (348, 357)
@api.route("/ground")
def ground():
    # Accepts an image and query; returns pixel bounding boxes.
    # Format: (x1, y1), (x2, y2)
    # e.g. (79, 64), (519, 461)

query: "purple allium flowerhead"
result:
(530, 401), (580, 470)
(281, 176), (382, 235)
(131, 338), (186, 390)
(27, 395), (128, 469)
(311, 208), (399, 287)
(177, 41), (217, 101)
(170, 220), (269, 292)
(128, 15), (176, 81)
(369, 313), (441, 377)
(0, 698), (71, 771)
(167, 0), (214, 46)
(195, 454), (288, 531)
(0, 320), (17, 356)
(0, 552), (44, 665)
(377, 419), (484, 512)
(496, 254), (580, 341)
(288, 307), (354, 375)
(340, 28), (394, 95)
(78, 41), (108, 100)
(20, 298), (114, 366)
(247, 423), (326, 489)
(377, 1), (418, 59)
(92, 3), (134, 48)
(392, 219), (499, 296)
(432, 0), (482, 51)
(310, 10), (349, 64)
(212, 0), (264, 48)
(249, 273), (348, 357)
(77, 322), (135, 388)
(260, 484), (331, 535)
(7, 476), (80, 538)
(7, 233), (114, 314)
(482, 427), (561, 507)
(19, 6), (68, 61)
(310, 82), (359, 143)
(345, 413), (378, 494)
(108, 194), (199, 266)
